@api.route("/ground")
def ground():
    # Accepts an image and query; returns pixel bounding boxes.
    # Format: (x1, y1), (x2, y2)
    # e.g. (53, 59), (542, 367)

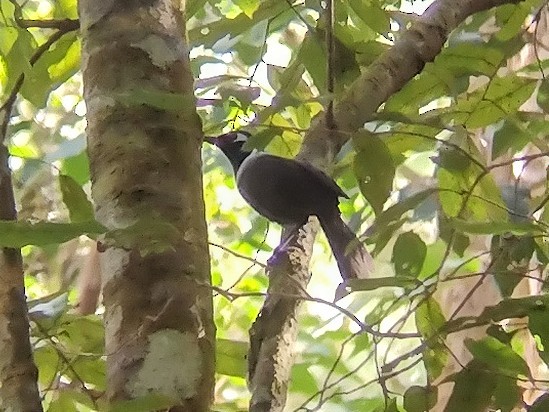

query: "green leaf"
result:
(439, 217), (470, 257)
(21, 32), (80, 107)
(435, 43), (504, 77)
(349, 0), (390, 35)
(34, 345), (60, 386)
(110, 394), (177, 412)
(416, 297), (446, 340)
(403, 385), (437, 412)
(444, 295), (549, 335)
(0, 26), (19, 56)
(495, 3), (531, 41)
(48, 390), (96, 412)
(449, 76), (536, 128)
(491, 235), (535, 297)
(368, 188), (437, 254)
(383, 124), (439, 164)
(186, 0), (208, 18)
(492, 373), (523, 412)
(187, 0), (287, 49)
(381, 397), (399, 412)
(299, 32), (326, 92)
(416, 297), (448, 380)
(392, 232), (426, 278)
(234, 40), (262, 66)
(346, 398), (385, 411)
(3, 28), (35, 94)
(529, 310), (549, 366)
(444, 359), (498, 412)
(59, 175), (95, 223)
(48, 391), (78, 412)
(0, 220), (105, 248)
(465, 336), (530, 377)
(216, 338), (247, 378)
(437, 157), (508, 222)
(53, 0), (79, 19)
(492, 120), (533, 158)
(353, 133), (395, 215)
(433, 146), (472, 172)
(350, 333), (371, 357)
(70, 356), (106, 389)
(538, 77), (549, 113)
(61, 150), (91, 185)
(384, 68), (446, 117)
(217, 84), (260, 108)
(59, 315), (105, 354)
(371, 189), (437, 233)
(290, 363), (318, 394)
(233, 0), (259, 18)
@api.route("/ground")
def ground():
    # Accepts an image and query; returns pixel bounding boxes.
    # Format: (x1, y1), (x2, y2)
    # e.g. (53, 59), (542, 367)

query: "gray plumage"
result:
(206, 132), (373, 280)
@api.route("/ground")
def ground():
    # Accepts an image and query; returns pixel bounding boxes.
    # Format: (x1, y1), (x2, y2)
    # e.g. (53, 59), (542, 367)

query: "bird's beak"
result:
(203, 136), (217, 146)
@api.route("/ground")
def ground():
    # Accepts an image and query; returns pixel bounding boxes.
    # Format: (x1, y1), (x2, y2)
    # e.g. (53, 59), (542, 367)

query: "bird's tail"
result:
(319, 215), (373, 280)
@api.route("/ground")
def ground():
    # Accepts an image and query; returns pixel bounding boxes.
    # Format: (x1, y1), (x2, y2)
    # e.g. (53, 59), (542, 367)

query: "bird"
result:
(204, 131), (373, 281)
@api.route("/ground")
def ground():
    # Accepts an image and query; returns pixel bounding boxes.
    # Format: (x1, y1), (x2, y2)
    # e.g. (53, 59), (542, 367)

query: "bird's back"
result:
(236, 153), (343, 224)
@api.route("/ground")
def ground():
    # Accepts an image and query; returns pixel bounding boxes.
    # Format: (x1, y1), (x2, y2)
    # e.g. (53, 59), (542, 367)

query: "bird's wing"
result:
(293, 159), (348, 199)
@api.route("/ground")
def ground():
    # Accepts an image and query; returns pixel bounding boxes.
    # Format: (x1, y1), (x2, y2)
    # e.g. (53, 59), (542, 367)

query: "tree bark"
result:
(78, 1), (214, 410)
(0, 144), (42, 411)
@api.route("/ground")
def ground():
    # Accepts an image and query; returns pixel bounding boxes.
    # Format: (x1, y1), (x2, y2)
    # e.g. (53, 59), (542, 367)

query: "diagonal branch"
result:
(247, 1), (526, 411)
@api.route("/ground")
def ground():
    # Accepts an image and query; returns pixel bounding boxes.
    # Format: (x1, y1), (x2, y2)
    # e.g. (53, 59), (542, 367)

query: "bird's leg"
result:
(267, 222), (305, 266)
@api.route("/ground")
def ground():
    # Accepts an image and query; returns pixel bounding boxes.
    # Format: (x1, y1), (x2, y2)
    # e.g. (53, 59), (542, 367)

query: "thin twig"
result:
(209, 241), (267, 267)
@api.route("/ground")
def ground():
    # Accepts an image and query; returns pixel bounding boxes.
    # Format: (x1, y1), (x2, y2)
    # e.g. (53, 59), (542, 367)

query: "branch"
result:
(17, 18), (79, 31)
(301, 0), (525, 164)
(247, 0), (528, 411)
(209, 241), (267, 268)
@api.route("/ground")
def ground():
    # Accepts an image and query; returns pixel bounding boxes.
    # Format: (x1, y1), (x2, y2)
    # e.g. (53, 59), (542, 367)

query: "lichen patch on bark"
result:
(129, 330), (202, 399)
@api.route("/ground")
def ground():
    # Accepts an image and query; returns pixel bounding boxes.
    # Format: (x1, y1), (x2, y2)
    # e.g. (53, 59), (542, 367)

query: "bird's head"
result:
(204, 131), (252, 172)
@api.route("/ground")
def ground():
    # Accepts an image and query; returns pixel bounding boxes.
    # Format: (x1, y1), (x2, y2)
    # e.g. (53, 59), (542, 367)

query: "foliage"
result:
(0, 0), (548, 411)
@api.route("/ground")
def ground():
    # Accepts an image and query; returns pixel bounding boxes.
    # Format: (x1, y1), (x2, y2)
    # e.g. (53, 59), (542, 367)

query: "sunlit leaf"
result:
(59, 174), (95, 223)
(21, 32), (80, 107)
(416, 297), (448, 380)
(216, 338), (247, 378)
(465, 336), (530, 377)
(495, 3), (531, 41)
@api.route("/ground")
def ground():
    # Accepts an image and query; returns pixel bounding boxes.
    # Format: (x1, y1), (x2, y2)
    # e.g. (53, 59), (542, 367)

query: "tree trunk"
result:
(0, 145), (42, 411)
(78, 1), (214, 410)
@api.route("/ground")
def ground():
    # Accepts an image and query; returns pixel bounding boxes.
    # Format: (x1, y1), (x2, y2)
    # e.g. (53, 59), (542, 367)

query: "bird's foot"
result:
(267, 248), (284, 266)
(267, 228), (300, 266)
